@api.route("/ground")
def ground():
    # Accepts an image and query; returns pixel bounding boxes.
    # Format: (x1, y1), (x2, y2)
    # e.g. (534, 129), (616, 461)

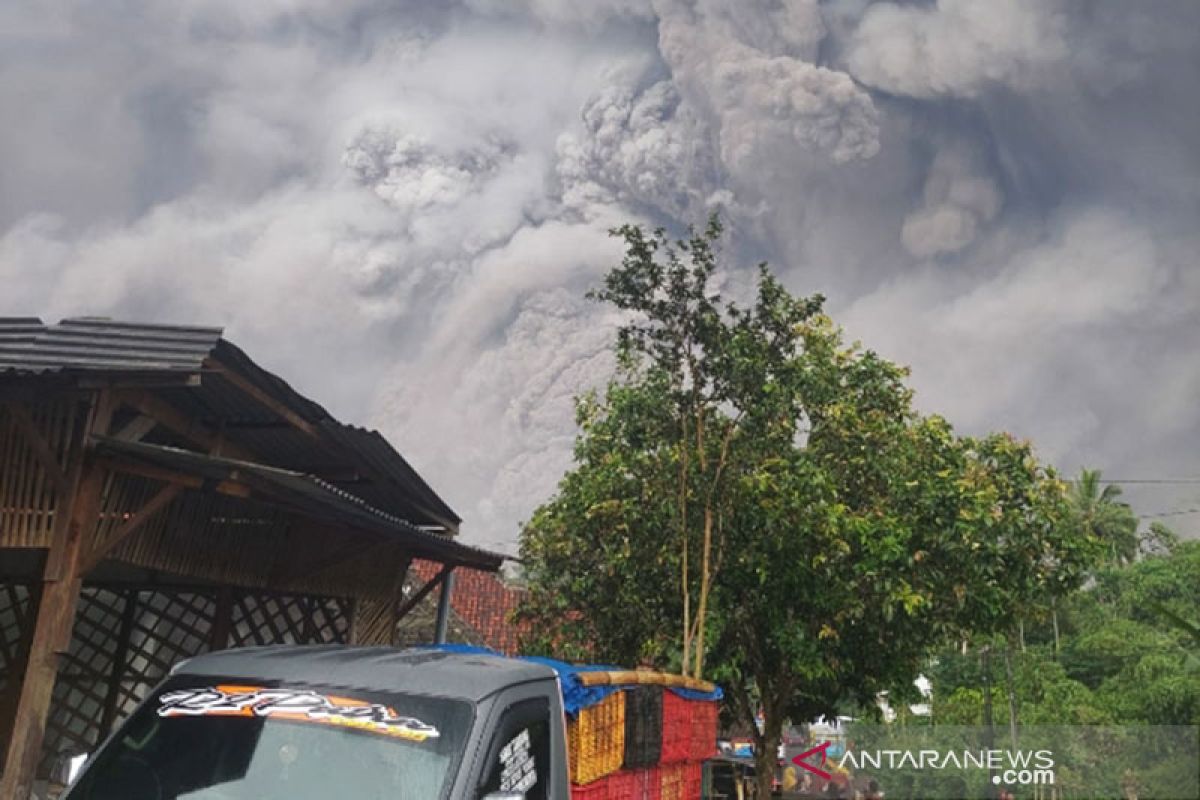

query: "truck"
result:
(61, 644), (720, 800)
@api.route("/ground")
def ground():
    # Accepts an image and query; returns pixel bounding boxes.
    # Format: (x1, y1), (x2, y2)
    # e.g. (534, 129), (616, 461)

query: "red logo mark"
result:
(791, 741), (832, 780)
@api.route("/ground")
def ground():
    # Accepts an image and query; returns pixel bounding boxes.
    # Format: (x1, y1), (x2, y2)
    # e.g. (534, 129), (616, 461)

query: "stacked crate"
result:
(569, 683), (719, 800)
(568, 691), (627, 785)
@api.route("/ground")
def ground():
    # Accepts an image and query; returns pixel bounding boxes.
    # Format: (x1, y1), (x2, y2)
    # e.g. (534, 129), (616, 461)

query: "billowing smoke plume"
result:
(2, 0), (1198, 550)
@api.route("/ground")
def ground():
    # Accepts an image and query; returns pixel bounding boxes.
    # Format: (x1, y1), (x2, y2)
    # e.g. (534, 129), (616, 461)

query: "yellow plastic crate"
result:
(568, 690), (626, 784)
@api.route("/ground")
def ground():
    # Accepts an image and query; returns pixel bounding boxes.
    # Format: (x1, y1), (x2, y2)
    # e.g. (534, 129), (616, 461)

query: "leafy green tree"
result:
(1140, 521), (1181, 557)
(518, 218), (1100, 797)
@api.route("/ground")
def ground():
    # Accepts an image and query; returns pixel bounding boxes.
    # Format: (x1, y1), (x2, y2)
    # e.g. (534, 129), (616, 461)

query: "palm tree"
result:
(1041, 469), (1139, 657)
(1069, 469), (1139, 566)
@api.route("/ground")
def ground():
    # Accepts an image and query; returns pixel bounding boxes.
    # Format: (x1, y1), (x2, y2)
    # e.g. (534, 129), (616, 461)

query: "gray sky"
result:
(2, 0), (1198, 553)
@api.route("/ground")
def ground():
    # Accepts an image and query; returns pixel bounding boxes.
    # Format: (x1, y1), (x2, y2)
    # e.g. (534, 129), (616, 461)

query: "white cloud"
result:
(901, 144), (1003, 259)
(845, 0), (1069, 99)
(2, 0), (1199, 545)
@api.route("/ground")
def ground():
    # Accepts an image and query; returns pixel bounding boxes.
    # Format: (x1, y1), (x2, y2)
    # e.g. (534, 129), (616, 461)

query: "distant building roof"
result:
(405, 560), (531, 656)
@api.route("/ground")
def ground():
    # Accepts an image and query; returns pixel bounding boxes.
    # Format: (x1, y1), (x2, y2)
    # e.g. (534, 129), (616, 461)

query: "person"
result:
(864, 778), (884, 800)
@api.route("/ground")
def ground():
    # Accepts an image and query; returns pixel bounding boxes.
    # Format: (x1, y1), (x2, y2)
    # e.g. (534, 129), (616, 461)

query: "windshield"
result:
(65, 677), (474, 800)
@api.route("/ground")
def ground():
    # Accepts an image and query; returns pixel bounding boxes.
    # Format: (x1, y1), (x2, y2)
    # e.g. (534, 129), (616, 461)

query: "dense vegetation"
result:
(928, 536), (1200, 729)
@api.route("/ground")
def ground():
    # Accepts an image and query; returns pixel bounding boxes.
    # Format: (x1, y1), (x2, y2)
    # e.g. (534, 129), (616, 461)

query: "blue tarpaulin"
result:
(419, 644), (722, 715)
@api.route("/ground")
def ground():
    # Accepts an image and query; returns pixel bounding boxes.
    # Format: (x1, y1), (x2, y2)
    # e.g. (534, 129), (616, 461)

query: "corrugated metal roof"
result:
(0, 317), (47, 346)
(0, 317), (222, 374)
(1, 315), (465, 535)
(321, 423), (461, 526)
(92, 437), (501, 571)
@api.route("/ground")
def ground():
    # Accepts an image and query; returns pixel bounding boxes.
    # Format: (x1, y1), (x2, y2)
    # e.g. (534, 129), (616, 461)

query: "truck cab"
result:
(63, 645), (571, 800)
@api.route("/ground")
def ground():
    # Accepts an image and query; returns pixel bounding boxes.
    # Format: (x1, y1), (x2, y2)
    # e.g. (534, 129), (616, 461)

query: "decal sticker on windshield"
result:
(157, 685), (441, 742)
(499, 728), (537, 794)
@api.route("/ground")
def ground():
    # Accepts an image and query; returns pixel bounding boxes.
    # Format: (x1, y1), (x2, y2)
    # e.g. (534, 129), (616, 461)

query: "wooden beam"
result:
(111, 413), (158, 443)
(394, 563), (451, 622)
(4, 403), (69, 499)
(80, 484), (183, 573)
(75, 372), (203, 389)
(91, 456), (201, 490)
(115, 390), (256, 461)
(93, 456), (250, 500)
(204, 358), (318, 438)
(0, 391), (110, 798)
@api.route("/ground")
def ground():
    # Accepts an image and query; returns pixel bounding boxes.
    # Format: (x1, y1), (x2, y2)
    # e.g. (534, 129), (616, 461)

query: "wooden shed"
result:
(0, 317), (502, 798)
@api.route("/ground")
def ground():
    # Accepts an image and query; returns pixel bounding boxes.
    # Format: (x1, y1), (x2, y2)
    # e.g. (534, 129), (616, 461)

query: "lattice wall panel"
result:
(123, 592), (216, 694)
(307, 596), (353, 644)
(230, 594), (306, 647)
(43, 588), (127, 772)
(33, 587), (352, 775)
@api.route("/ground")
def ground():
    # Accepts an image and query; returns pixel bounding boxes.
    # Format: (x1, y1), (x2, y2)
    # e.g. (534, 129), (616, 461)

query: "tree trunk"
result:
(694, 505), (713, 678)
(754, 700), (783, 800)
(1004, 637), (1019, 750)
(680, 416), (691, 675)
(1051, 598), (1061, 659)
(1018, 619), (1026, 652)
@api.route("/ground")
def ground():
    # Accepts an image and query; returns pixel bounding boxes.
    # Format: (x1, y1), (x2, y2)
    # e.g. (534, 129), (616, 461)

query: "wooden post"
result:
(0, 393), (110, 799)
(433, 568), (456, 644)
(209, 587), (234, 652)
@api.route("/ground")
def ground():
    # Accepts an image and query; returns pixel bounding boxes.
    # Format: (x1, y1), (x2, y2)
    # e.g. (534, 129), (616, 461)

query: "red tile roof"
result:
(409, 559), (531, 656)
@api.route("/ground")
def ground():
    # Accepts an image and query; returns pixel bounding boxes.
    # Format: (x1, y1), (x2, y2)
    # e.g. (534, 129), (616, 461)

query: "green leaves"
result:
(518, 215), (1110, 782)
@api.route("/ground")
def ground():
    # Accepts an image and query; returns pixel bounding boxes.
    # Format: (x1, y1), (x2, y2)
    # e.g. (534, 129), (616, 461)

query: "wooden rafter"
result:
(115, 389), (256, 462)
(91, 456), (250, 499)
(395, 563), (452, 621)
(80, 483), (183, 573)
(203, 358), (317, 438)
(111, 413), (158, 443)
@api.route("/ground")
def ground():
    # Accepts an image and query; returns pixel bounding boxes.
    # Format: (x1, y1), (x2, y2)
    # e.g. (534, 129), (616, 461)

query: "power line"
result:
(1064, 477), (1200, 485)
(1140, 507), (1200, 519)
(1100, 479), (1200, 485)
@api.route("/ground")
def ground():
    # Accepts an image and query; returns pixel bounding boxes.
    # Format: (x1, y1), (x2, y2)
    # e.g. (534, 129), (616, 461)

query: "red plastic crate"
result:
(689, 700), (719, 760)
(683, 762), (702, 800)
(661, 691), (692, 763)
(607, 770), (637, 800)
(639, 767), (663, 800)
(572, 777), (610, 800)
(660, 763), (687, 800)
